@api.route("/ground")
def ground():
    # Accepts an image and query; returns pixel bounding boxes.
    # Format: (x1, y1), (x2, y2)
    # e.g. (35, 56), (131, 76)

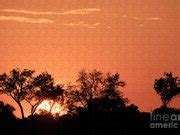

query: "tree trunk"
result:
(31, 106), (36, 116)
(162, 100), (168, 108)
(30, 100), (44, 116)
(18, 102), (25, 119)
(49, 101), (55, 113)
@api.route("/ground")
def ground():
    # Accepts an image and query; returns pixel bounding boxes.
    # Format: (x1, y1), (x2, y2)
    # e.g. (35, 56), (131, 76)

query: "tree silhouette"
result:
(65, 70), (128, 113)
(0, 69), (34, 119)
(1, 69), (180, 135)
(101, 73), (127, 100)
(154, 72), (180, 108)
(0, 101), (16, 119)
(25, 72), (64, 115)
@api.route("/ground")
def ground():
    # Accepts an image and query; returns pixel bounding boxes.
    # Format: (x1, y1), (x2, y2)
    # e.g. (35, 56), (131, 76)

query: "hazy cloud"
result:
(64, 22), (100, 28)
(147, 17), (161, 21)
(1, 8), (101, 15)
(132, 16), (161, 21)
(61, 8), (101, 15)
(0, 16), (54, 24)
(132, 16), (140, 20)
(1, 9), (61, 15)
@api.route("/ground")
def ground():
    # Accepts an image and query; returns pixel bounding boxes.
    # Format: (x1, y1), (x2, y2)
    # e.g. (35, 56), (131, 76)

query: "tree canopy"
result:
(0, 69), (34, 119)
(154, 72), (180, 108)
(64, 70), (128, 114)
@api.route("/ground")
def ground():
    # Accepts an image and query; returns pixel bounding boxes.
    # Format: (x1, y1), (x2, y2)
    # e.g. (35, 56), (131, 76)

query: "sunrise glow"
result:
(36, 100), (67, 116)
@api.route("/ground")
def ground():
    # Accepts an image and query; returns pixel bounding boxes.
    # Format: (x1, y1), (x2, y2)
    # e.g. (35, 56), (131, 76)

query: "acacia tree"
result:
(0, 69), (34, 119)
(154, 72), (180, 108)
(65, 70), (128, 113)
(25, 72), (64, 116)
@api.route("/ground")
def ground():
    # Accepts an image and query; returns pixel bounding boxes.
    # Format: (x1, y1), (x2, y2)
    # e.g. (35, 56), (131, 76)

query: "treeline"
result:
(0, 69), (180, 135)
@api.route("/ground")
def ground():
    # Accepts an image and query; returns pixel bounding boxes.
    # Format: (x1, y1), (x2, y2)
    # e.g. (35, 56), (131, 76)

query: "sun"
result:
(36, 100), (67, 116)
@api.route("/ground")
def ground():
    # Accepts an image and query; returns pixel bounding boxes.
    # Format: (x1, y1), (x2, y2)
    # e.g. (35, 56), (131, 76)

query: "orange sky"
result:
(0, 0), (180, 117)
